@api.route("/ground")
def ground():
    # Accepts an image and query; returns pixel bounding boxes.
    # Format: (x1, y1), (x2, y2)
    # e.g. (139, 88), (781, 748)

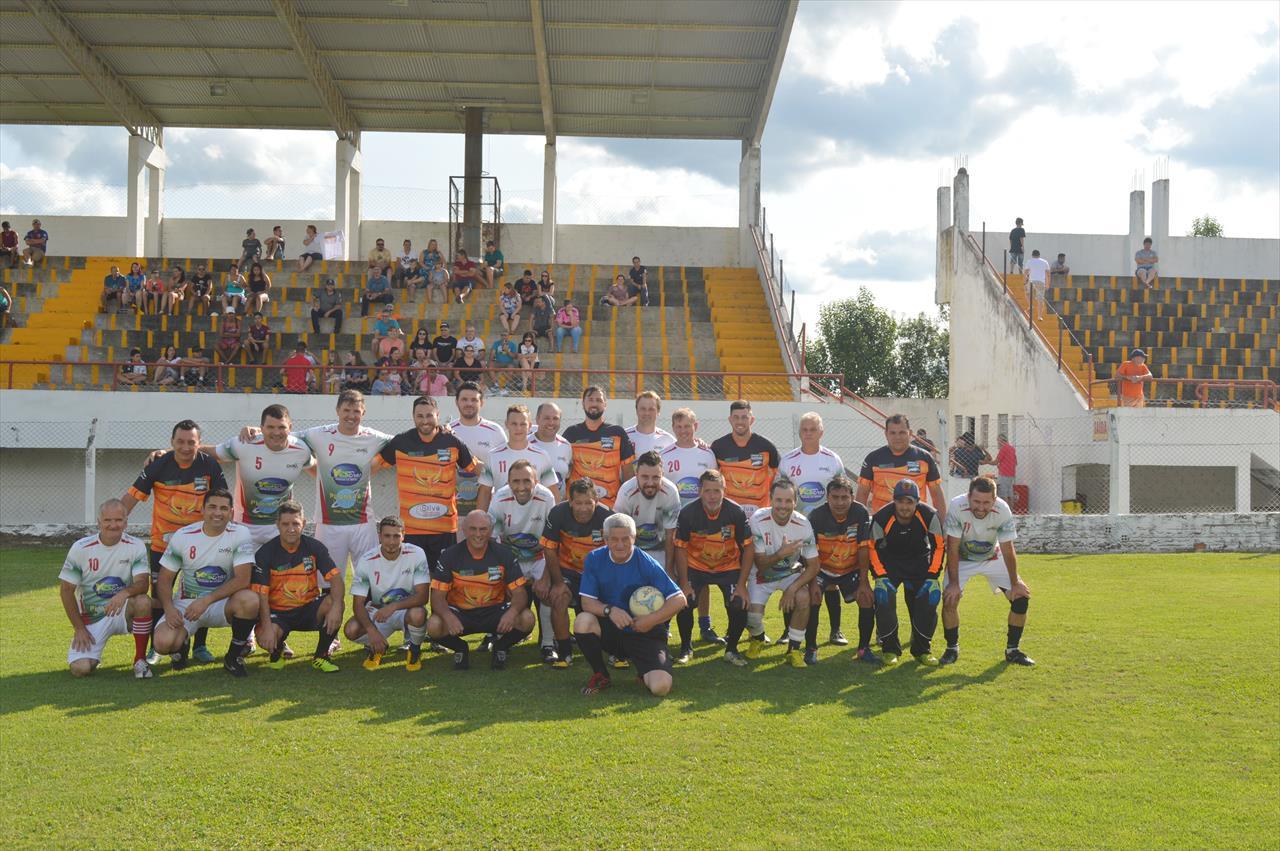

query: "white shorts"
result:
(747, 569), (801, 606)
(944, 559), (1012, 594)
(519, 557), (546, 582)
(353, 604), (407, 644)
(246, 524), (279, 548)
(167, 596), (231, 635)
(315, 521), (378, 587)
(67, 611), (129, 664)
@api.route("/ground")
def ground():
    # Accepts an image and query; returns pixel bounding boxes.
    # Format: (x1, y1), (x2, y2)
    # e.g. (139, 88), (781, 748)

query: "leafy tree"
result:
(888, 308), (949, 398)
(1189, 215), (1224, 237)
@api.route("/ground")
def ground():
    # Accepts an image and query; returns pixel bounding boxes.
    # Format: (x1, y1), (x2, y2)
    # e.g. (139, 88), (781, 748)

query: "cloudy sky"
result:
(2, 0), (1277, 328)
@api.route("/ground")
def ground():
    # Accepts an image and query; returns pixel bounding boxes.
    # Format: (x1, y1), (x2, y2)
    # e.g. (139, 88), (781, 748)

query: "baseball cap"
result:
(324, 277), (335, 286)
(1130, 348), (1147, 359)
(892, 480), (920, 501)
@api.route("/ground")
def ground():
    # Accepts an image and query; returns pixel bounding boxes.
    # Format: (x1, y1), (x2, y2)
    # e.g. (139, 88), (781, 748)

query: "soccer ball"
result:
(628, 585), (665, 617)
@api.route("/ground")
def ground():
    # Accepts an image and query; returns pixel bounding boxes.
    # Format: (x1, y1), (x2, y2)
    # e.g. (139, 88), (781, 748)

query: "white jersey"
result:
(448, 417), (508, 510)
(59, 533), (149, 624)
(159, 521), (256, 600)
(626, 425), (676, 458)
(488, 483), (556, 563)
(659, 443), (718, 506)
(351, 543), (430, 606)
(296, 423), (393, 526)
(749, 507), (818, 583)
(780, 445), (846, 512)
(944, 494), (1017, 562)
(614, 476), (681, 554)
(479, 443), (559, 493)
(530, 432), (573, 484)
(216, 434), (313, 527)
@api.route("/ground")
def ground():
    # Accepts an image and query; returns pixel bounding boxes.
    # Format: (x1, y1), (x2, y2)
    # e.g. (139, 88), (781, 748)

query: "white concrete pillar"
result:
(738, 141), (762, 264)
(952, 168), (969, 233)
(1108, 411), (1130, 514)
(1151, 178), (1169, 244)
(335, 137), (362, 261)
(542, 142), (557, 262)
(1128, 190), (1145, 274)
(146, 162), (164, 258)
(125, 136), (147, 256)
(937, 185), (952, 234)
(1236, 456), (1252, 513)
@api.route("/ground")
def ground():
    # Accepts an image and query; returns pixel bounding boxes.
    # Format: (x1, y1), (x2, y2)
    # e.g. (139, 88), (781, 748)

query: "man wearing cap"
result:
(868, 479), (945, 667)
(311, 278), (344, 334)
(1114, 349), (1153, 408)
(432, 322), (458, 366)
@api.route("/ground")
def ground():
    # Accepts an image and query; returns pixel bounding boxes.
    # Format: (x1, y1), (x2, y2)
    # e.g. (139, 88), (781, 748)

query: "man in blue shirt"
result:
(23, 218), (49, 265)
(575, 513), (686, 696)
(101, 264), (127, 312)
(360, 267), (394, 317)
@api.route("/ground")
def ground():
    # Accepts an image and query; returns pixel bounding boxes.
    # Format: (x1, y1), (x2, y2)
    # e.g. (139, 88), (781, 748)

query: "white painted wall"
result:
(1018, 513), (1279, 553)
(977, 232), (1280, 280)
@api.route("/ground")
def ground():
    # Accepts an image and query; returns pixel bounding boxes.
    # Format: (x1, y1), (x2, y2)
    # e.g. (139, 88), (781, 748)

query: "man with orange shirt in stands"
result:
(1115, 348), (1153, 408)
(711, 400), (780, 511)
(562, 385), (635, 509)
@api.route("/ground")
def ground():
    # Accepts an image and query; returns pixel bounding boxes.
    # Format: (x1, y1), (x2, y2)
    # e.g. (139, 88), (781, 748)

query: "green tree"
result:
(1189, 215), (1224, 237)
(805, 288), (898, 395)
(888, 308), (950, 398)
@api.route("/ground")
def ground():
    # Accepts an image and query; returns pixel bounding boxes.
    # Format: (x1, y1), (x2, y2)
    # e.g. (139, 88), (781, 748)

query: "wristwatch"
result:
(603, 605), (613, 618)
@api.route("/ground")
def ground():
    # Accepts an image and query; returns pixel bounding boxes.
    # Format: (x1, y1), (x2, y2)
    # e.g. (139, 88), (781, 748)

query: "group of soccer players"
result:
(59, 385), (1034, 698)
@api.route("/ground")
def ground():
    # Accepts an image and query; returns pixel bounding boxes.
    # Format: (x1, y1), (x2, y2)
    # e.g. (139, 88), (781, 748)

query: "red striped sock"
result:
(132, 616), (152, 662)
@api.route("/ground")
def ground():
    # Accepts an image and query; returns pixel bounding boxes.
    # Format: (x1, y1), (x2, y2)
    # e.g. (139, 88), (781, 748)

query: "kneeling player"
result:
(575, 513), (687, 696)
(541, 479), (612, 665)
(344, 516), (430, 670)
(59, 499), (154, 678)
(153, 489), (260, 677)
(941, 476), (1034, 666)
(251, 501), (345, 672)
(427, 511), (534, 671)
(805, 476), (879, 665)
(868, 480), (945, 666)
(743, 480), (819, 667)
(487, 460), (560, 663)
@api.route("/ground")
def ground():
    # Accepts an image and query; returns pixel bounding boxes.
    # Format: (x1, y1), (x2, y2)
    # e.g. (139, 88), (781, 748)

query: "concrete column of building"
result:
(335, 137), (362, 261)
(935, 185), (954, 304)
(1235, 455), (1252, 513)
(1151, 178), (1170, 244)
(542, 142), (557, 262)
(1128, 190), (1145, 273)
(146, 163), (164, 257)
(952, 168), (969, 233)
(738, 141), (762, 265)
(125, 134), (165, 257)
(1108, 411), (1130, 514)
(937, 185), (952, 234)
(463, 107), (484, 258)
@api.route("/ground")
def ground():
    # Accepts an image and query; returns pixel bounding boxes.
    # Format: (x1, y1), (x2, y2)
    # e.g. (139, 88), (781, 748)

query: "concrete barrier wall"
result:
(1017, 513), (1280, 553)
(978, 232), (1280, 280)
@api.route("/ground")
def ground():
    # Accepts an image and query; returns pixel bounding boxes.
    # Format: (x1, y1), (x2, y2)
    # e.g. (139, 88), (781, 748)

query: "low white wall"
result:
(1017, 513), (1280, 553)
(978, 232), (1280, 280)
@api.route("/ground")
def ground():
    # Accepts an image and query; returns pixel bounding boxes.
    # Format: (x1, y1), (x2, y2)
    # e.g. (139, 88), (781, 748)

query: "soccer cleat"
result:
(581, 672), (612, 695)
(880, 653), (901, 668)
(406, 646), (422, 672)
(430, 642), (448, 653)
(192, 645), (216, 664)
(773, 632), (789, 646)
(479, 634), (494, 653)
(241, 635), (257, 657)
(362, 650), (383, 671)
(266, 652), (287, 670)
(281, 642), (295, 660)
(541, 646), (559, 665)
(328, 638), (342, 656)
(744, 636), (766, 659)
(133, 659), (153, 679)
(608, 654), (630, 670)
(551, 651), (573, 669)
(491, 650), (508, 671)
(939, 648), (959, 666)
(171, 643), (190, 670)
(1005, 648), (1036, 666)
(786, 649), (807, 669)
(453, 648), (471, 671)
(829, 631), (849, 646)
(145, 649), (164, 666)
(723, 650), (749, 667)
(223, 654), (248, 678)
(311, 657), (339, 673)
(674, 645), (693, 665)
(915, 653), (940, 667)
(803, 649), (819, 666)
(854, 647), (884, 667)
(699, 627), (726, 646)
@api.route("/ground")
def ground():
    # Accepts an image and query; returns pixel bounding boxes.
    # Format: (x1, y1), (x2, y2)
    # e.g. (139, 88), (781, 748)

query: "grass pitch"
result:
(1, 548), (1277, 849)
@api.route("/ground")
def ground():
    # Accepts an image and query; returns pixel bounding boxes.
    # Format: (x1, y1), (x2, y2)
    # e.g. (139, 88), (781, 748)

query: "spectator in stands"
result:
(419, 361), (449, 397)
(122, 262), (145, 312)
(393, 239), (416, 287)
(602, 274), (637, 307)
(282, 341), (313, 394)
(188, 264), (214, 315)
(368, 238), (392, 276)
(22, 219), (49, 266)
(1009, 217), (1025, 274)
(1025, 249), (1051, 321)
(216, 312), (243, 364)
(432, 322), (458, 365)
(482, 240), (505, 289)
(222, 262), (247, 314)
(245, 262), (271, 315)
(119, 348), (149, 386)
(949, 433), (992, 478)
(239, 228), (262, 271)
(1134, 238), (1159, 288)
(912, 428), (939, 462)
(263, 225), (286, 261)
(166, 267), (187, 315)
(555, 298), (582, 353)
(489, 331), (518, 394)
(0, 284), (12, 329)
(409, 327), (432, 356)
(518, 331), (539, 393)
(408, 347), (432, 390)
(421, 238), (443, 272)
(371, 304), (405, 362)
(1050, 252), (1070, 287)
(310, 277), (344, 334)
(181, 347), (212, 387)
(426, 255), (449, 304)
(460, 325), (485, 360)
(538, 270), (557, 305)
(372, 368), (401, 397)
(995, 434), (1018, 501)
(0, 221), (18, 268)
(531, 294), (554, 342)
(297, 224), (323, 272)
(498, 283), (521, 333)
(377, 347), (408, 392)
(246, 313), (270, 365)
(514, 269), (538, 308)
(452, 249), (480, 302)
(404, 254), (428, 301)
(153, 345), (182, 386)
(360, 265), (393, 316)
(628, 256), (650, 306)
(1115, 347), (1153, 407)
(453, 345), (486, 390)
(331, 351), (369, 393)
(141, 270), (165, 316)
(100, 265), (127, 313)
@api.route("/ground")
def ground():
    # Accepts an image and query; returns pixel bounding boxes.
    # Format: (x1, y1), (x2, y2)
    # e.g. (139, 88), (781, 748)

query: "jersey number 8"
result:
(189, 546), (197, 559)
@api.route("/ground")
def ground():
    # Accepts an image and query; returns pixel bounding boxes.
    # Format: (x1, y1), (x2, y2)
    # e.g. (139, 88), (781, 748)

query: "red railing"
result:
(1090, 375), (1279, 410)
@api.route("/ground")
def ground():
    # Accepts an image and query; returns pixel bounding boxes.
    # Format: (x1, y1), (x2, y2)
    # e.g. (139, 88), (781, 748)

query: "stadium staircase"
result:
(703, 267), (792, 400)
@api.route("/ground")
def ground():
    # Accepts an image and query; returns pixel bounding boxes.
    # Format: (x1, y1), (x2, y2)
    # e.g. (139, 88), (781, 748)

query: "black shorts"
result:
(688, 567), (737, 596)
(449, 604), (509, 636)
(301, 252), (322, 260)
(270, 598), (324, 633)
(599, 619), (672, 677)
(149, 549), (165, 597)
(562, 570), (582, 609)
(406, 532), (456, 571)
(816, 570), (862, 603)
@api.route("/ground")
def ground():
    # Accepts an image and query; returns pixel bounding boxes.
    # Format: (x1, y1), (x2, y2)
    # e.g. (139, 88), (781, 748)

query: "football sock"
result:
(825, 588), (842, 633)
(538, 601), (555, 648)
(787, 626), (805, 652)
(676, 608), (694, 646)
(556, 638), (573, 660)
(698, 615), (712, 631)
(857, 607), (875, 649)
(436, 635), (467, 653)
(574, 630), (608, 676)
(193, 627), (209, 650)
(725, 604), (747, 652)
(494, 628), (529, 652)
(1007, 624), (1024, 649)
(131, 615), (152, 662)
(944, 626), (960, 650)
(804, 606), (820, 650)
(406, 623), (427, 651)
(227, 617), (255, 658)
(315, 627), (337, 659)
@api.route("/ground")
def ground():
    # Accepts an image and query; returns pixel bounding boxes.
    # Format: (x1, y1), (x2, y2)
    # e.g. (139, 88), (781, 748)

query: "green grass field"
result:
(2, 546), (1277, 848)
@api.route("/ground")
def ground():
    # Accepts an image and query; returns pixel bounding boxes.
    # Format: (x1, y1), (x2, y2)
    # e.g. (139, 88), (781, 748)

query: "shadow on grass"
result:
(0, 552), (60, 600)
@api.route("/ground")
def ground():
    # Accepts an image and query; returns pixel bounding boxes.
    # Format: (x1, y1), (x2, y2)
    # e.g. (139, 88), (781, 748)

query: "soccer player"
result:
(563, 385), (635, 508)
(856, 413), (946, 521)
(488, 460), (559, 663)
(529, 401), (574, 487)
(711, 400), (780, 511)
(625, 390), (676, 457)
(447, 381), (508, 519)
(661, 406), (722, 643)
(805, 476), (879, 663)
(59, 499), (153, 678)
(613, 451), (681, 570)
(868, 480), (945, 666)
(575, 514), (688, 696)
(377, 395), (475, 569)
(344, 516), (430, 671)
(542, 478), (613, 665)
(215, 404), (314, 547)
(673, 470), (754, 666)
(152, 489), (260, 677)
(428, 511), (534, 671)
(121, 418), (227, 665)
(477, 404), (560, 510)
(251, 501), (344, 673)
(743, 480), (820, 667)
(941, 476), (1035, 666)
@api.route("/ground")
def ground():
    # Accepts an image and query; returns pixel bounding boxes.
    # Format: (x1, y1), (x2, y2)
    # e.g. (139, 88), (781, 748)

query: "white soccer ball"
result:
(628, 585), (665, 617)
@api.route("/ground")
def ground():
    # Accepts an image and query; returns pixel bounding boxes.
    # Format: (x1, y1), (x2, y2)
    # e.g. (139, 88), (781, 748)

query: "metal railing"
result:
(1089, 375), (1279, 410)
(749, 219), (803, 377)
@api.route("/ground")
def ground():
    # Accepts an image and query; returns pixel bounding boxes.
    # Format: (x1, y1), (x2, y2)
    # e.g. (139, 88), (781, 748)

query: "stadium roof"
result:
(0, 0), (797, 144)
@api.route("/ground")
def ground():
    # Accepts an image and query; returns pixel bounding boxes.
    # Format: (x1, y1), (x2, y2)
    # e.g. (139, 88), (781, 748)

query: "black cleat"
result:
(478, 634), (494, 653)
(1005, 648), (1035, 666)
(699, 627), (726, 646)
(453, 648), (471, 671)
(939, 647), (959, 666)
(223, 653), (247, 678)
(541, 646), (559, 665)
(491, 650), (508, 670)
(803, 648), (819, 666)
(170, 644), (190, 670)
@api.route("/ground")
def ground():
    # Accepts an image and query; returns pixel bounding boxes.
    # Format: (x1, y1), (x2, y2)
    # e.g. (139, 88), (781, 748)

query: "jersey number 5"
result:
(254, 456), (263, 470)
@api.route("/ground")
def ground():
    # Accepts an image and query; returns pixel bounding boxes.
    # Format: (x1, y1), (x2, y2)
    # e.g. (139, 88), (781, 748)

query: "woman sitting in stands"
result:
(371, 368), (402, 397)
(407, 347), (432, 390)
(420, 238), (443, 271)
(141, 270), (165, 316)
(538, 270), (557, 306)
(216, 312), (243, 364)
(123, 262), (145, 312)
(245, 262), (272, 315)
(518, 332), (539, 394)
(409, 327), (432, 355)
(246, 313), (271, 365)
(498, 283), (521, 334)
(298, 224), (323, 273)
(166, 267), (187, 315)
(119, 348), (148, 386)
(453, 344), (486, 390)
(419, 360), (449, 397)
(221, 262), (246, 314)
(153, 344), (182, 386)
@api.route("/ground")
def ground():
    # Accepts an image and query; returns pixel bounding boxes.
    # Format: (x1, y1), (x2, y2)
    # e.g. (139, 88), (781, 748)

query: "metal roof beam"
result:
(529, 0), (555, 142)
(18, 0), (162, 143)
(746, 0), (797, 146)
(270, 0), (358, 141)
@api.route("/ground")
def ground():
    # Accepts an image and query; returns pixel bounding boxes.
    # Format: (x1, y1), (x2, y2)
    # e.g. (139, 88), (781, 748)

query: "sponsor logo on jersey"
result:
(907, 461), (921, 474)
(506, 532), (540, 559)
(601, 437), (614, 450)
(636, 523), (661, 550)
(590, 530), (604, 544)
(332, 489), (358, 509)
(331, 463), (363, 486)
(797, 482), (825, 504)
(381, 587), (409, 604)
(92, 576), (127, 598)
(719, 525), (732, 540)
(408, 502), (449, 521)
(487, 566), (503, 582)
(750, 453), (764, 468)
(255, 477), (290, 495)
(435, 449), (453, 463)
(193, 476), (210, 493)
(194, 565), (229, 588)
(677, 477), (701, 500)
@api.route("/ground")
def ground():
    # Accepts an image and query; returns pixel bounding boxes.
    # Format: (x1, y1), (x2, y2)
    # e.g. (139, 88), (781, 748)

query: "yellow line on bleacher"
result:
(658, 266), (671, 399)
(608, 264), (618, 398)
(680, 265), (697, 399)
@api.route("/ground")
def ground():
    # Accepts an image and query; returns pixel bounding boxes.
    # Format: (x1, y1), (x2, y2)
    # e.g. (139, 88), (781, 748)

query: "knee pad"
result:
(873, 576), (895, 607)
(916, 579), (941, 607)
(746, 611), (765, 633)
(1010, 596), (1029, 615)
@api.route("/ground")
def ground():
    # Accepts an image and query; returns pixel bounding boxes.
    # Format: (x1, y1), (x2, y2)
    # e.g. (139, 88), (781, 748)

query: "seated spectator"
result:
(245, 262), (271, 315)
(602, 275), (637, 307)
(119, 348), (149, 386)
(1134, 238), (1159, 288)
(360, 266), (393, 317)
(459, 325), (485, 361)
(216, 313), (243, 363)
(513, 270), (538, 307)
(426, 256), (450, 304)
(142, 270), (165, 316)
(311, 277), (344, 334)
(263, 225), (286, 261)
(22, 219), (48, 266)
(420, 238), (443, 270)
(367, 238), (392, 276)
(188, 263), (214, 315)
(409, 327), (433, 355)
(297, 224), (323, 272)
(181, 347), (212, 387)
(393, 239), (416, 287)
(153, 344), (182, 386)
(1114, 347), (1153, 408)
(419, 361), (449, 397)
(239, 227), (262, 271)
(518, 332), (539, 393)
(538, 270), (557, 305)
(555, 299), (582, 353)
(451, 249), (480, 302)
(122, 262), (145, 312)
(282, 341), (313, 394)
(371, 368), (401, 397)
(432, 322), (458, 365)
(329, 351), (369, 394)
(481, 240), (505, 288)
(371, 304), (405, 362)
(1050, 252), (1070, 286)
(489, 331), (518, 394)
(628, 256), (650, 306)
(222, 263), (247, 314)
(530, 294), (554, 341)
(166, 267), (187, 315)
(101, 265), (127, 313)
(0, 221), (18, 268)
(949, 433), (992, 479)
(498, 283), (521, 333)
(0, 284), (12, 329)
(403, 256), (427, 301)
(246, 313), (270, 365)
(407, 347), (433, 390)
(453, 345), (486, 389)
